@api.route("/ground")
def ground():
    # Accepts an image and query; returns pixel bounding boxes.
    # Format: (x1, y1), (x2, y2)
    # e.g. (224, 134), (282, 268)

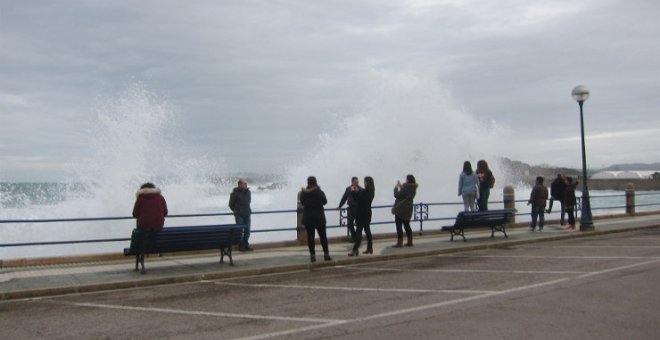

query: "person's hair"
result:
(476, 160), (489, 172)
(238, 178), (246, 185)
(406, 174), (416, 184)
(307, 176), (318, 188)
(140, 182), (156, 189)
(536, 176), (544, 183)
(566, 176), (573, 184)
(463, 161), (473, 175)
(364, 176), (375, 193)
(556, 173), (563, 179)
(351, 176), (358, 182)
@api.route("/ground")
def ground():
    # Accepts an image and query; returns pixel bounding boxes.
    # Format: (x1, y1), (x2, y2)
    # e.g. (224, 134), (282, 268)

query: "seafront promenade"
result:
(1, 213), (658, 300)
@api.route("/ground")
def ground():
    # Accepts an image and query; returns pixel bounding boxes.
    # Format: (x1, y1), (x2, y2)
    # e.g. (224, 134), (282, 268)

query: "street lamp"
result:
(572, 85), (594, 231)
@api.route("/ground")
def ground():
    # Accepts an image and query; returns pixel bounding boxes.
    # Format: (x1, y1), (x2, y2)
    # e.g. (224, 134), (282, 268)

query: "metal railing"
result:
(2, 191), (660, 249)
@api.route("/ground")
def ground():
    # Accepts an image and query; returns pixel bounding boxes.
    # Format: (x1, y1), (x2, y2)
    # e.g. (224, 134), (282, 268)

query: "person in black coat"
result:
(546, 173), (567, 225)
(338, 176), (361, 242)
(563, 176), (578, 231)
(392, 174), (418, 247)
(348, 176), (375, 256)
(299, 176), (332, 263)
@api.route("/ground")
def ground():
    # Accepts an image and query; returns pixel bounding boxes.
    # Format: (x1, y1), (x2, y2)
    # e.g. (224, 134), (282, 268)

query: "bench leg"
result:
(220, 247), (234, 266)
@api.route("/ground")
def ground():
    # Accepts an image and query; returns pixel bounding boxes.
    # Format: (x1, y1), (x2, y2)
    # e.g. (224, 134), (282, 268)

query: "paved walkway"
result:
(1, 214), (658, 300)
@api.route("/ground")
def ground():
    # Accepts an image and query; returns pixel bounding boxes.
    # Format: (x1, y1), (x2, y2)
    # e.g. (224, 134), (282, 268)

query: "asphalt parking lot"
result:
(1, 228), (659, 340)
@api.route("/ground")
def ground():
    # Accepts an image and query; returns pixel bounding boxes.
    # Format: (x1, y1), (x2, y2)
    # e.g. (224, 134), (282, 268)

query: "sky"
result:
(1, 0), (659, 182)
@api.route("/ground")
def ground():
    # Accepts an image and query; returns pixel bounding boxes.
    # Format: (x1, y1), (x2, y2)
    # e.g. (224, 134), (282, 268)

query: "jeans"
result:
(395, 216), (412, 240)
(305, 224), (329, 255)
(566, 205), (575, 226)
(547, 198), (566, 224)
(462, 192), (477, 212)
(530, 205), (545, 230)
(478, 187), (490, 211)
(234, 215), (251, 247)
(353, 223), (373, 250)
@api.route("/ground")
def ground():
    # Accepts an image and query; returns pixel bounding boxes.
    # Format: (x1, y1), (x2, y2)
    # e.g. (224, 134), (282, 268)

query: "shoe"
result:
(324, 254), (332, 261)
(310, 255), (316, 263)
(405, 242), (413, 247)
(529, 227), (535, 232)
(545, 209), (551, 214)
(362, 248), (373, 254)
(348, 249), (359, 257)
(392, 237), (403, 248)
(538, 228), (543, 232)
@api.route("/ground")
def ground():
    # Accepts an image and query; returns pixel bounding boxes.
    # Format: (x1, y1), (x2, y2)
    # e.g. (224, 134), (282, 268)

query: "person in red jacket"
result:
(132, 182), (168, 273)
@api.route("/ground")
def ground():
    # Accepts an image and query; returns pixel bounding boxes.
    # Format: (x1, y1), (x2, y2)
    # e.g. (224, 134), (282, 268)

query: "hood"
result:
(136, 187), (161, 197)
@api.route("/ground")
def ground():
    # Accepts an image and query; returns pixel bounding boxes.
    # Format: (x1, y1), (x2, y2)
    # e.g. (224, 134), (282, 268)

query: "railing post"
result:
(414, 202), (428, 235)
(296, 191), (307, 245)
(503, 185), (516, 224)
(625, 183), (635, 216)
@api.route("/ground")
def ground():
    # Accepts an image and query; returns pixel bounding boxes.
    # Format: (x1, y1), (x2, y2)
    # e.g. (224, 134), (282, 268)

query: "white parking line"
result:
(55, 301), (342, 324)
(344, 267), (588, 275)
(213, 281), (496, 294)
(440, 254), (660, 259)
(518, 245), (660, 249)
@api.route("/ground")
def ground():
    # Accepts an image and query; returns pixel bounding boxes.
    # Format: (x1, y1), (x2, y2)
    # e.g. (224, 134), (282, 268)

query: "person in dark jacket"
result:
(338, 176), (361, 243)
(527, 176), (548, 232)
(348, 176), (375, 256)
(229, 178), (253, 251)
(563, 176), (578, 231)
(392, 174), (418, 247)
(476, 159), (495, 211)
(546, 173), (567, 225)
(299, 176), (332, 263)
(132, 182), (168, 274)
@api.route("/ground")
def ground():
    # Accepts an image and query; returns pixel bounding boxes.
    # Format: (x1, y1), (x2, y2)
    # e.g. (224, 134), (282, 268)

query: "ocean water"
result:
(1, 73), (658, 259)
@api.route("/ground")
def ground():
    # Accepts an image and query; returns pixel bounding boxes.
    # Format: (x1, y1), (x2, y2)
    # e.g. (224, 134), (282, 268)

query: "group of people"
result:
(131, 159), (577, 265)
(527, 173), (578, 231)
(457, 160), (495, 212)
(302, 174), (417, 263)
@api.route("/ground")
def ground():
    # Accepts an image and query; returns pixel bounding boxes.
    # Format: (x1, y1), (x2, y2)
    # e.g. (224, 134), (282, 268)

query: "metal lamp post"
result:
(572, 85), (594, 231)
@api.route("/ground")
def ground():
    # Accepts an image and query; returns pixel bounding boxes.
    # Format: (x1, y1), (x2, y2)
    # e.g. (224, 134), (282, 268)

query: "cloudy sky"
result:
(1, 0), (659, 182)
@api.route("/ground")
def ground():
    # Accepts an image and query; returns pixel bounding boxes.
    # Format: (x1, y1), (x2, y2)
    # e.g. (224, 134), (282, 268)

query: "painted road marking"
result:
(213, 281), (496, 294)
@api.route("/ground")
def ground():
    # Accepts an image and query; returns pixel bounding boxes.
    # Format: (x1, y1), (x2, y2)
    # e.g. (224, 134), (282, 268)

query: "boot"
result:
(362, 248), (373, 254)
(348, 248), (359, 257)
(310, 254), (316, 263)
(405, 237), (413, 247)
(324, 253), (333, 261)
(392, 236), (403, 248)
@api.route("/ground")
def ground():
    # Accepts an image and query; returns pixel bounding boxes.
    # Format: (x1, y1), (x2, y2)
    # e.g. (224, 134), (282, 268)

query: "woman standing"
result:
(132, 182), (168, 274)
(458, 161), (479, 212)
(348, 176), (375, 256)
(299, 176), (332, 262)
(476, 160), (495, 211)
(392, 174), (417, 248)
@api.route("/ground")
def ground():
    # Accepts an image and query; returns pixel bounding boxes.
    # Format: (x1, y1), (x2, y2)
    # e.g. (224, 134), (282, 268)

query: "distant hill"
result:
(498, 158), (660, 187)
(598, 163), (660, 171)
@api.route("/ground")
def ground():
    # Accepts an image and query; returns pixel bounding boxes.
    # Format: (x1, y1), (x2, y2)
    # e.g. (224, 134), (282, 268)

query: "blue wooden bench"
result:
(123, 224), (246, 274)
(441, 209), (517, 242)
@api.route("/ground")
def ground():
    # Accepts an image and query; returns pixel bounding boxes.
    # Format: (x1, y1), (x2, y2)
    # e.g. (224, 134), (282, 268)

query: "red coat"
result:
(132, 188), (168, 232)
